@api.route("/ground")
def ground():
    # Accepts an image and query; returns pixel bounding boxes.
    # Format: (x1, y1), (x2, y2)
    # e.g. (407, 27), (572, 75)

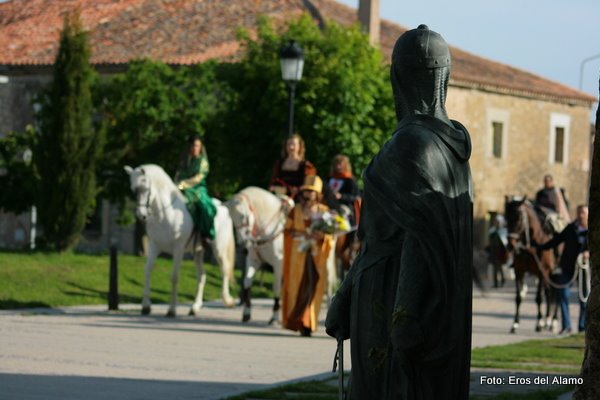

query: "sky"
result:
(336, 0), (600, 101)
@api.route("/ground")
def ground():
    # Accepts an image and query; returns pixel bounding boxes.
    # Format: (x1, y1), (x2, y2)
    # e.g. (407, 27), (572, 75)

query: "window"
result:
(549, 113), (570, 165)
(492, 121), (503, 158)
(554, 127), (565, 163)
(486, 109), (509, 159)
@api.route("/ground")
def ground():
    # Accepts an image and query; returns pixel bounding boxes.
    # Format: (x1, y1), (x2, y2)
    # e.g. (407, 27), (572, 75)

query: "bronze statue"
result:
(325, 24), (473, 399)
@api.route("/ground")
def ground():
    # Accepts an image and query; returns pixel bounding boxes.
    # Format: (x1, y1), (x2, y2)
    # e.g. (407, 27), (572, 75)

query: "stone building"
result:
(0, 0), (595, 250)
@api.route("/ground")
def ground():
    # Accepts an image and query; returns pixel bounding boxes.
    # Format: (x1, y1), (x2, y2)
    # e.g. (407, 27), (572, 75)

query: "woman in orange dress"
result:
(281, 175), (333, 336)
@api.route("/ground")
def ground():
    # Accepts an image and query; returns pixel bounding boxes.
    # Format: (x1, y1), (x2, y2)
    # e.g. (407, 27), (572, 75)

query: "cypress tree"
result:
(37, 10), (103, 251)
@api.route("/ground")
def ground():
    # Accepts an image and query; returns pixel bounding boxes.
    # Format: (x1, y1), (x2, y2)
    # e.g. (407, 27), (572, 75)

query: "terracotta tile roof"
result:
(0, 0), (594, 104)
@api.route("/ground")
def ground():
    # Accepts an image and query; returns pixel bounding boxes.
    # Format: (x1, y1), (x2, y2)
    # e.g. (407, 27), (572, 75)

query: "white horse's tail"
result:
(225, 223), (235, 285)
(215, 199), (236, 287)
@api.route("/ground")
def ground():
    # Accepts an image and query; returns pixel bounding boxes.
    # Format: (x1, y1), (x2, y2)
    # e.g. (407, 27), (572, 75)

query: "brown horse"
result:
(334, 230), (360, 281)
(504, 196), (558, 333)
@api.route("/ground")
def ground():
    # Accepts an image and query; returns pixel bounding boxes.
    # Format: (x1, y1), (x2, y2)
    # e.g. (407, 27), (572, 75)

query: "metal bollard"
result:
(108, 245), (119, 310)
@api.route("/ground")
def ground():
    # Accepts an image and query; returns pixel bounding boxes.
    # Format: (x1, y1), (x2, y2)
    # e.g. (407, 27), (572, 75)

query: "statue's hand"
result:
(390, 311), (425, 357)
(325, 293), (350, 341)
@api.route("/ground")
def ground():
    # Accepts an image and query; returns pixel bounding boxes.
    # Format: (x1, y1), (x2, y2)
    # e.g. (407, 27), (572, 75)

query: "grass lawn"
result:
(471, 333), (585, 374)
(469, 386), (574, 400)
(226, 380), (338, 400)
(0, 250), (273, 309)
(224, 379), (574, 400)
(226, 334), (584, 400)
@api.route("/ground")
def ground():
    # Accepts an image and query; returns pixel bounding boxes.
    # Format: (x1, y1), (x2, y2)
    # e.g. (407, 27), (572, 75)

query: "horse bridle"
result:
(509, 201), (580, 290)
(507, 202), (531, 252)
(135, 180), (152, 217)
(234, 193), (286, 247)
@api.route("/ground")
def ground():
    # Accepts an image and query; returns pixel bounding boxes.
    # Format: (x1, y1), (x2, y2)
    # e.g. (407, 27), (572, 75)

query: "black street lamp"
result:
(280, 40), (304, 138)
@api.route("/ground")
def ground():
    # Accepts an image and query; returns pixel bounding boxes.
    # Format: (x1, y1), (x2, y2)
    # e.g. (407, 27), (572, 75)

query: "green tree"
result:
(96, 60), (231, 201)
(212, 14), (395, 190)
(36, 10), (104, 251)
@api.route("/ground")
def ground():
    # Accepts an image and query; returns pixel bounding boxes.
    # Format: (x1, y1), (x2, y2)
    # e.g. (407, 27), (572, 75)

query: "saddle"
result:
(534, 205), (566, 235)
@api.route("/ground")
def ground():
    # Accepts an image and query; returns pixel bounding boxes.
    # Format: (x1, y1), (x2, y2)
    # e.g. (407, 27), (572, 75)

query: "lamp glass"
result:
(280, 58), (304, 82)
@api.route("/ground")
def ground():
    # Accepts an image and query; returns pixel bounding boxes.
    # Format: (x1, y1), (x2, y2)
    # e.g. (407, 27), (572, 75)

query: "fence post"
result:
(108, 243), (119, 310)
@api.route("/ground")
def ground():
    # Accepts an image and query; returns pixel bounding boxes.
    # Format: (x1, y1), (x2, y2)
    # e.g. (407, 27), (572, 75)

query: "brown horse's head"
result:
(504, 195), (528, 251)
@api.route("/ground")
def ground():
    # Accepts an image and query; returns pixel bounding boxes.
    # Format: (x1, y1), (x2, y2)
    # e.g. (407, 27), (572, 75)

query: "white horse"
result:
(124, 164), (235, 317)
(225, 187), (293, 324)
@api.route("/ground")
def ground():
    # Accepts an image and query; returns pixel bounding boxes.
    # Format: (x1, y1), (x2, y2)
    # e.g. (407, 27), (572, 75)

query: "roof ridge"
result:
(0, 0), (594, 104)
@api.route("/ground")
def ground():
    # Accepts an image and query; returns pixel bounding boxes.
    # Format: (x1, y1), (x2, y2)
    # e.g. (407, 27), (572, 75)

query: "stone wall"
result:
(0, 210), (33, 250)
(0, 74), (50, 136)
(446, 86), (592, 247)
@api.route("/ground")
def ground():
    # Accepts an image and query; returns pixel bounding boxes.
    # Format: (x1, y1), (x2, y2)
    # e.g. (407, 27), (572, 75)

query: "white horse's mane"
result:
(139, 164), (185, 201)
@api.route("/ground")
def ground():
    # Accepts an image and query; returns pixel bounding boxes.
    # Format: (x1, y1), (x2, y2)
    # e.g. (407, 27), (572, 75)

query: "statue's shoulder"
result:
(387, 122), (438, 159)
(392, 115), (471, 162)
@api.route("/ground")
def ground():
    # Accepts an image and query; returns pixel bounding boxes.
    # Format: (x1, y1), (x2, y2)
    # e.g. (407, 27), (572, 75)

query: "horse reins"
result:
(512, 202), (582, 291)
(136, 184), (152, 215)
(136, 180), (179, 219)
(234, 193), (286, 247)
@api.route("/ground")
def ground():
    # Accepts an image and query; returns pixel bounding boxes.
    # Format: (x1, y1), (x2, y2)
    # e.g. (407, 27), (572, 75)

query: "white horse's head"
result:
(124, 165), (152, 221)
(225, 189), (295, 248)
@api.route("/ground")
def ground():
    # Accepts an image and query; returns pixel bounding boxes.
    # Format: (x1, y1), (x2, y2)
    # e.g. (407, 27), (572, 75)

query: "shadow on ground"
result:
(0, 300), (52, 309)
(0, 372), (264, 400)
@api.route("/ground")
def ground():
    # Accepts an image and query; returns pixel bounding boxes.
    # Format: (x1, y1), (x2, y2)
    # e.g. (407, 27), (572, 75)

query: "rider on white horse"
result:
(125, 161), (235, 317)
(175, 135), (217, 241)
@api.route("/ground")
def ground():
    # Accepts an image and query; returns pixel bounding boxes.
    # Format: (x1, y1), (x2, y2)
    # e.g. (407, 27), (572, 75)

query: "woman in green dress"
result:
(175, 135), (216, 240)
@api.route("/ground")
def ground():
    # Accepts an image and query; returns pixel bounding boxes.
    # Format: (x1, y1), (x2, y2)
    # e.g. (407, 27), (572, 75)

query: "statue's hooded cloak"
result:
(326, 25), (473, 400)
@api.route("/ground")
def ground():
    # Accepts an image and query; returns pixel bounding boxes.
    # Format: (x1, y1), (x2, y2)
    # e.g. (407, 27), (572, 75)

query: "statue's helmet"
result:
(391, 25), (452, 122)
(392, 24), (450, 70)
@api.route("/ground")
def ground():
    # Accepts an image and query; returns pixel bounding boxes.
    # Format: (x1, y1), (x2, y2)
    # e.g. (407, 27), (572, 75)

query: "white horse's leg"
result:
(190, 246), (206, 316)
(262, 238), (283, 325)
(167, 244), (184, 318)
(241, 249), (261, 322)
(141, 241), (159, 315)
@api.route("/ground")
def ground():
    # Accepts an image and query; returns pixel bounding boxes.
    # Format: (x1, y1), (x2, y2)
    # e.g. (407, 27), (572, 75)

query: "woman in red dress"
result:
(269, 133), (316, 199)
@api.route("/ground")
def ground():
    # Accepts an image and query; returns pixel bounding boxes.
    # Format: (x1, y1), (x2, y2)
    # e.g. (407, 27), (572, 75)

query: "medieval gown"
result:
(282, 203), (333, 333)
(326, 114), (473, 400)
(176, 154), (216, 240)
(270, 158), (317, 198)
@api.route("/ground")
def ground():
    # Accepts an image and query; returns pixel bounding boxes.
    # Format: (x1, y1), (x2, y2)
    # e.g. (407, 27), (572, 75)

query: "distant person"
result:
(326, 154), (361, 228)
(269, 134), (316, 199)
(535, 205), (589, 334)
(175, 135), (216, 240)
(535, 174), (570, 233)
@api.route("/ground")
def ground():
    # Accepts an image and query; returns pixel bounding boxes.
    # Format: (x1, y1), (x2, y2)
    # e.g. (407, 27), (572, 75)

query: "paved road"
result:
(0, 277), (584, 399)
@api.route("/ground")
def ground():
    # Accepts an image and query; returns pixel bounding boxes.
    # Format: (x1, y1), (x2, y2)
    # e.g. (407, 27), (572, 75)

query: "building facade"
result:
(447, 86), (592, 246)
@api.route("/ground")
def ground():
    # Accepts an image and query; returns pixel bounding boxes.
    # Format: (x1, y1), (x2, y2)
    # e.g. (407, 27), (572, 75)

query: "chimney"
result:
(358, 0), (380, 45)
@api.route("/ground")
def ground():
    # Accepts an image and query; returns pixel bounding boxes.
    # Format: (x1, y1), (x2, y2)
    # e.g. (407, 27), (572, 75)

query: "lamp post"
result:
(280, 40), (304, 138)
(578, 53), (600, 91)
